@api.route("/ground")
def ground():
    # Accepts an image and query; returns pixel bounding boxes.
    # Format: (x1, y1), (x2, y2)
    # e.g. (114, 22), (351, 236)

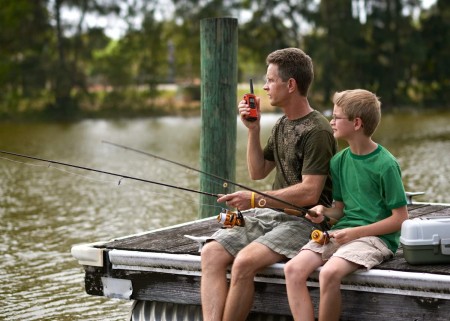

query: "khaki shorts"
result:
(302, 234), (393, 270)
(208, 208), (320, 259)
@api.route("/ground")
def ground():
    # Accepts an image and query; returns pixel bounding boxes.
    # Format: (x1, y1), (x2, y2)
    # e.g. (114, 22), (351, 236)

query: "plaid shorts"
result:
(208, 208), (319, 259)
(302, 234), (394, 270)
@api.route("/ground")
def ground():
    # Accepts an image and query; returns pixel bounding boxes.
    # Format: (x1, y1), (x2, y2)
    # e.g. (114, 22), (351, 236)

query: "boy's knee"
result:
(318, 265), (341, 285)
(284, 260), (307, 281)
(284, 260), (295, 276)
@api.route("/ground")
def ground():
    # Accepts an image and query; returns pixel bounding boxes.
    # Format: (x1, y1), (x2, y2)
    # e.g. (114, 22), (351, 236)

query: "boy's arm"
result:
(307, 201), (345, 224)
(324, 201), (345, 221)
(331, 206), (409, 244)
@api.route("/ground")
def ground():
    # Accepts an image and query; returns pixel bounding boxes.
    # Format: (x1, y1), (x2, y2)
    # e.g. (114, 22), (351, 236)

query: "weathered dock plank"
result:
(73, 203), (450, 320)
(100, 204), (450, 275)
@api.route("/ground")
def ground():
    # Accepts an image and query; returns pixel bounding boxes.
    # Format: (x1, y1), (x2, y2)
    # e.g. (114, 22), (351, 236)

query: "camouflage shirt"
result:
(263, 110), (337, 206)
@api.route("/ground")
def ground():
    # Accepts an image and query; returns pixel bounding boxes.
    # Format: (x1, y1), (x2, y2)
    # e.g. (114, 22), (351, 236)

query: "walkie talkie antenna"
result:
(250, 78), (254, 94)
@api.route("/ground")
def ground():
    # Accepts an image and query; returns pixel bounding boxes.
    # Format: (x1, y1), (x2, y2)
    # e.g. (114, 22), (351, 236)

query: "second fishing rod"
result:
(102, 140), (335, 229)
(0, 149), (250, 229)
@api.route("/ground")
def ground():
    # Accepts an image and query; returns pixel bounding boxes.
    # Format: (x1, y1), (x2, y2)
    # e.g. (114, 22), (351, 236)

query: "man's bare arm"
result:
(217, 174), (328, 210)
(265, 174), (327, 208)
(246, 127), (275, 179)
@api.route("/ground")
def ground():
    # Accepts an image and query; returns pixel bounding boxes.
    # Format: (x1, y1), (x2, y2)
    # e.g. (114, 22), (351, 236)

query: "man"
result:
(200, 48), (337, 321)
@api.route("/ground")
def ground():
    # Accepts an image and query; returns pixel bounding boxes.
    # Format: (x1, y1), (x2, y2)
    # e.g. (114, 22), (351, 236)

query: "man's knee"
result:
(231, 248), (268, 278)
(201, 241), (233, 269)
(229, 256), (257, 283)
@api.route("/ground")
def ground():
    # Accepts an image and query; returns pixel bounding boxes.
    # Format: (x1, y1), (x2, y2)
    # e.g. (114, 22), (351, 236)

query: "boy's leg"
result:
(201, 241), (235, 321)
(285, 249), (324, 321)
(318, 236), (392, 321)
(318, 257), (359, 321)
(222, 241), (285, 321)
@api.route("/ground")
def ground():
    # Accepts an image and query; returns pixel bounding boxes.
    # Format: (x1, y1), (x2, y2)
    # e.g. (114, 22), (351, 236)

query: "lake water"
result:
(1, 110), (449, 320)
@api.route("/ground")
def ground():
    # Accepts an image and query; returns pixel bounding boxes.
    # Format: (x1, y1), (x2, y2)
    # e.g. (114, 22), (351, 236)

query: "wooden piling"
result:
(199, 18), (238, 219)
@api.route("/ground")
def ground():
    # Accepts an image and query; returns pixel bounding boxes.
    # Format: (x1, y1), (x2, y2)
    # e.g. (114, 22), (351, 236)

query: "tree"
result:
(305, 0), (362, 104)
(0, 0), (52, 113)
(361, 0), (422, 107)
(418, 0), (450, 106)
(50, 0), (120, 116)
(1, 0), (448, 118)
(304, 0), (424, 107)
(238, 0), (317, 81)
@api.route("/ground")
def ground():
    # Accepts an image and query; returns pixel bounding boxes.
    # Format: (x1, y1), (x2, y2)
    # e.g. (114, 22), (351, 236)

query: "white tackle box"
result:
(400, 217), (450, 265)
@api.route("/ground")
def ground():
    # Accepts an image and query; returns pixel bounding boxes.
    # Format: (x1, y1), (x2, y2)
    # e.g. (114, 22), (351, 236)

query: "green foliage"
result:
(0, 0), (52, 101)
(92, 40), (135, 88)
(0, 0), (448, 120)
(417, 0), (450, 106)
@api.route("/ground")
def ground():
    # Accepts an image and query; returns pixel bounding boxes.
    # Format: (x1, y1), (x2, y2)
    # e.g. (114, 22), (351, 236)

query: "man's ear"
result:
(287, 78), (296, 93)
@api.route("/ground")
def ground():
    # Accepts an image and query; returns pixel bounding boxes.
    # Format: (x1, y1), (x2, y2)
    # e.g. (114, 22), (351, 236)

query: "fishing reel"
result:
(217, 209), (245, 228)
(311, 229), (331, 245)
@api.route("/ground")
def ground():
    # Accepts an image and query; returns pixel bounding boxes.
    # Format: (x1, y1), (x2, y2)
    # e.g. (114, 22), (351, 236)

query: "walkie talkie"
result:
(243, 79), (258, 122)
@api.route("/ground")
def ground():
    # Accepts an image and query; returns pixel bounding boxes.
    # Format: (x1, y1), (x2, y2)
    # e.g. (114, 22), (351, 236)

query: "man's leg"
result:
(201, 241), (234, 321)
(222, 242), (285, 321)
(284, 250), (323, 321)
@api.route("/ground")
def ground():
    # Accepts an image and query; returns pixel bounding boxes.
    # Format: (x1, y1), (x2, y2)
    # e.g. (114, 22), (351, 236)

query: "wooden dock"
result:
(72, 202), (450, 320)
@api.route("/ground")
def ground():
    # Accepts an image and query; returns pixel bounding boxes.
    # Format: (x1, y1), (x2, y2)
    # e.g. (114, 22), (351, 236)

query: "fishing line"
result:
(103, 141), (228, 189)
(0, 153), (224, 212)
(0, 150), (219, 199)
(101, 140), (314, 216)
(101, 141), (336, 231)
(0, 155), (45, 168)
(0, 149), (332, 230)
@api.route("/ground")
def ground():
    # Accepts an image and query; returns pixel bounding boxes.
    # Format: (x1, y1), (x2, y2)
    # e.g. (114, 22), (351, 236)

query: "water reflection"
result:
(0, 111), (449, 320)
(374, 110), (450, 203)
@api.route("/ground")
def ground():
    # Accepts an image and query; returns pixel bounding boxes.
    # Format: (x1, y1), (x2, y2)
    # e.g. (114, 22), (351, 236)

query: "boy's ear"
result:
(354, 117), (364, 130)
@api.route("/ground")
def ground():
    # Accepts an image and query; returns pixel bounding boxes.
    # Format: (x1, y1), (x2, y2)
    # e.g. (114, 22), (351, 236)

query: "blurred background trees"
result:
(0, 0), (448, 119)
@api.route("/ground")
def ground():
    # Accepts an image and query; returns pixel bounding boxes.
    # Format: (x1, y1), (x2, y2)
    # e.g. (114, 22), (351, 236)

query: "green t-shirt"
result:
(263, 110), (337, 207)
(330, 144), (407, 253)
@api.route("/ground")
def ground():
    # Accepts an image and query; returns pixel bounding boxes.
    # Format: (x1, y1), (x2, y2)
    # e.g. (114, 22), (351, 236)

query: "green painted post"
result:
(199, 18), (238, 219)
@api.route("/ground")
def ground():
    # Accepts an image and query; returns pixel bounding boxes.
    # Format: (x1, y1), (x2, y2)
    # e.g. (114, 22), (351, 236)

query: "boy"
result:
(284, 89), (409, 321)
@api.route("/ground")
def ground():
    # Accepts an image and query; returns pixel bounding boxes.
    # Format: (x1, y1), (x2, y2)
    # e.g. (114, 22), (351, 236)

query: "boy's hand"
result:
(331, 228), (358, 244)
(306, 205), (327, 223)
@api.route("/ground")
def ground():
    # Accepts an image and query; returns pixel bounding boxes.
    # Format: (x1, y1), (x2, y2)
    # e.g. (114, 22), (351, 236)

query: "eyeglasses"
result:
(263, 76), (286, 84)
(331, 114), (349, 121)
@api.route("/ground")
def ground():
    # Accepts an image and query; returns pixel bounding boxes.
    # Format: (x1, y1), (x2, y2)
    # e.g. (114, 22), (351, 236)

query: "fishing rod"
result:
(102, 141), (336, 230)
(0, 148), (333, 230)
(101, 140), (316, 217)
(0, 149), (218, 199)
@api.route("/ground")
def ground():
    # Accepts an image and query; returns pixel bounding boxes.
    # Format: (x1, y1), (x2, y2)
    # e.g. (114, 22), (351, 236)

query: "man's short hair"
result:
(266, 48), (314, 96)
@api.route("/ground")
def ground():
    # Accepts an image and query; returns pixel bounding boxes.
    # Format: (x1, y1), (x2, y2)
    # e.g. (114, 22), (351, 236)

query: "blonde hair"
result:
(333, 89), (381, 137)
